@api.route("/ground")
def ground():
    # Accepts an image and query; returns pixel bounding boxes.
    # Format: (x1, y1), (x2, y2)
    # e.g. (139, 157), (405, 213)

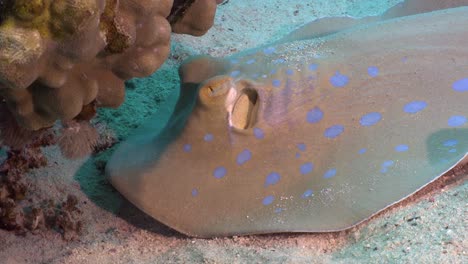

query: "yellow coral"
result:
(12, 0), (51, 37)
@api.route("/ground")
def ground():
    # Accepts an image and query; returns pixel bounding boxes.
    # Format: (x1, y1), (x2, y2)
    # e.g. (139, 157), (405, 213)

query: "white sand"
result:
(1, 1), (467, 263)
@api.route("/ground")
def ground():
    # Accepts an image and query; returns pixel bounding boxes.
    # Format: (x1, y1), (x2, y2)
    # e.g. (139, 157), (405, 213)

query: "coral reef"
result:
(169, 0), (222, 36)
(0, 0), (219, 135)
(0, 97), (97, 158)
(0, 0), (220, 241)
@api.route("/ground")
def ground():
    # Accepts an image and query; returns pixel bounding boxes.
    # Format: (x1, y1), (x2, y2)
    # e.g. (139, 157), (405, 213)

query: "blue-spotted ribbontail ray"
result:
(106, 2), (468, 237)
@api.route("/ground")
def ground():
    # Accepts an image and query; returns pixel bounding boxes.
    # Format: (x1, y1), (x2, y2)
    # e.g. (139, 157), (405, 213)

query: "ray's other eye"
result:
(231, 88), (259, 130)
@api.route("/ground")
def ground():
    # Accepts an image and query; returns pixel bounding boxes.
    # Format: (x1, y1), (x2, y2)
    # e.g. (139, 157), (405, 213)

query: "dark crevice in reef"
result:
(0, 0), (13, 24)
(167, 0), (195, 25)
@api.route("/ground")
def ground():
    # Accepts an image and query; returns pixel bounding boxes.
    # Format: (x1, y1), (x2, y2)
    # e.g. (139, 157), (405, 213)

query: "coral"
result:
(58, 119), (99, 159)
(169, 0), (221, 36)
(0, 99), (46, 149)
(0, 139), (84, 239)
(55, 194), (83, 241)
(92, 121), (118, 153)
(0, 198), (24, 230)
(0, 136), (50, 232)
(0, 0), (219, 132)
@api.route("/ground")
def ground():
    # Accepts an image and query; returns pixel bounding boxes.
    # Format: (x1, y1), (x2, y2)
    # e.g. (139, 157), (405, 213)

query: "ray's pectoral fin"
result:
(279, 0), (468, 44)
(382, 0), (468, 19)
(426, 129), (468, 166)
(277, 16), (379, 44)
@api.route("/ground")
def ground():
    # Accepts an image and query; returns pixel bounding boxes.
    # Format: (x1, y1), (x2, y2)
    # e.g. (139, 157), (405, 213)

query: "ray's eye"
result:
(199, 76), (232, 105)
(206, 83), (228, 97)
(231, 88), (259, 130)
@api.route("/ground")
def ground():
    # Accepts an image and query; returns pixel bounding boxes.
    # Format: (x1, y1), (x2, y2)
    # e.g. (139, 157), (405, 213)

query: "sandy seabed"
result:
(1, 0), (467, 263)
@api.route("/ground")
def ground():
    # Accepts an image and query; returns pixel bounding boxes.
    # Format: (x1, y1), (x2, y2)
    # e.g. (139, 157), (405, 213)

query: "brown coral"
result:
(0, 0), (179, 131)
(58, 119), (99, 159)
(0, 138), (84, 239)
(169, 0), (221, 36)
(0, 99), (45, 149)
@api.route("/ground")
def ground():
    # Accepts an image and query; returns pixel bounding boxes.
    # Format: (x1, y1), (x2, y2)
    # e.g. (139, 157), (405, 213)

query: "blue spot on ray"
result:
(302, 189), (313, 198)
(367, 66), (379, 77)
(330, 71), (349, 87)
(449, 148), (457, 153)
(448, 115), (467, 127)
(265, 172), (281, 187)
(443, 139), (458, 147)
(183, 144), (192, 152)
(404, 101), (427, 114)
(380, 160), (394, 173)
(263, 195), (274, 205)
(254, 127), (264, 139)
(324, 125), (344, 138)
(359, 148), (367, 154)
(236, 149), (252, 165)
(308, 64), (318, 71)
(191, 188), (198, 197)
(307, 107), (324, 123)
(300, 162), (314, 175)
(286, 69), (294, 75)
(383, 160), (394, 167)
(272, 79), (281, 87)
(395, 144), (409, 152)
(453, 78), (468, 92)
(297, 143), (306, 151)
(204, 133), (214, 142)
(323, 168), (337, 179)
(360, 112), (382, 126)
(213, 167), (227, 179)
